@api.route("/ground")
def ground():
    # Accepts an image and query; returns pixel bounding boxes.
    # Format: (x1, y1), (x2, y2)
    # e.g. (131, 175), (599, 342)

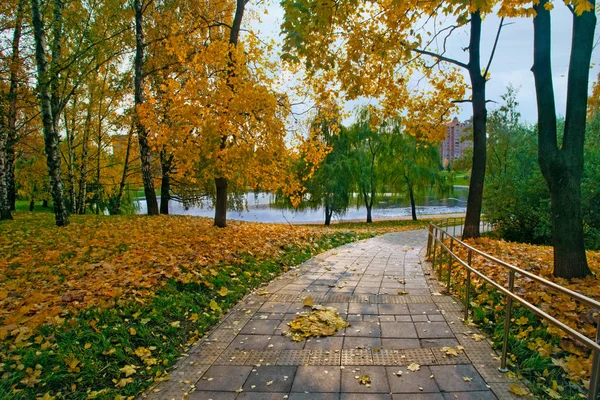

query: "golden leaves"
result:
(119, 365), (137, 377)
(286, 305), (349, 341)
(451, 237), (600, 386)
(407, 363), (420, 372)
(0, 214), (344, 346)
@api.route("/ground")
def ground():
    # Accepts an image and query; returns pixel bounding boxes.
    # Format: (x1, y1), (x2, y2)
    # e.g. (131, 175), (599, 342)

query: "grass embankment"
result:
(435, 237), (600, 399)
(0, 213), (425, 399)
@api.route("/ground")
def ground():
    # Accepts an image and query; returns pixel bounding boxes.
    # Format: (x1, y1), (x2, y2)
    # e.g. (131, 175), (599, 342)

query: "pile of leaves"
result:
(440, 237), (600, 399)
(285, 304), (350, 341)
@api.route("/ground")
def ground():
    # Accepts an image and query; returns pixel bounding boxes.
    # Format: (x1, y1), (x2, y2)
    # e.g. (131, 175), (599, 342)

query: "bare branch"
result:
(483, 18), (506, 79)
(411, 48), (468, 69)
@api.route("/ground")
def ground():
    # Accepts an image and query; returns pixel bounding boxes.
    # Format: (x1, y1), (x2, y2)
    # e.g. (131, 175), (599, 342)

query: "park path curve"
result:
(142, 229), (529, 400)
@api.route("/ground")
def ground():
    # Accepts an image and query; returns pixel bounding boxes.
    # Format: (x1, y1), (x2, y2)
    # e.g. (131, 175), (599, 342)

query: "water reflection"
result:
(137, 188), (467, 224)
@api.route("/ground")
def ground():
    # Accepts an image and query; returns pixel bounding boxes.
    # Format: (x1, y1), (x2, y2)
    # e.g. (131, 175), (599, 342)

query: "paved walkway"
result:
(143, 230), (528, 400)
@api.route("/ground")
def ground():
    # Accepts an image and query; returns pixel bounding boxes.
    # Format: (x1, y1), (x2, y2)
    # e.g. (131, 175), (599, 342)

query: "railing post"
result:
(446, 238), (453, 293)
(588, 314), (600, 400)
(500, 270), (515, 372)
(427, 225), (433, 257)
(464, 249), (472, 321)
(453, 218), (456, 236)
(439, 231), (445, 277)
(432, 228), (438, 270)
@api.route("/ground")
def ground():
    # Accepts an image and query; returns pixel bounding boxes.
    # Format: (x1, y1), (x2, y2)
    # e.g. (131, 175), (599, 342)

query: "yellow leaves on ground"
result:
(451, 237), (600, 386)
(0, 213), (347, 344)
(119, 365), (137, 377)
(407, 363), (420, 372)
(302, 296), (314, 307)
(286, 305), (349, 341)
(508, 383), (531, 397)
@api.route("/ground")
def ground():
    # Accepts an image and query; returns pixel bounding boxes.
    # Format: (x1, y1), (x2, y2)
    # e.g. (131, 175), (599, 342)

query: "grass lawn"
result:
(0, 212), (426, 399)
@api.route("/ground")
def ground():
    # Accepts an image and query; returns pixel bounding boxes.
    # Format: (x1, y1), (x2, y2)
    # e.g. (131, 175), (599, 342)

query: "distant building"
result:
(440, 117), (472, 168)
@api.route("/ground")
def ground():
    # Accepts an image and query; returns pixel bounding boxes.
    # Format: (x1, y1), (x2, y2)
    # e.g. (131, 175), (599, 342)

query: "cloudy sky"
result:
(252, 3), (599, 125)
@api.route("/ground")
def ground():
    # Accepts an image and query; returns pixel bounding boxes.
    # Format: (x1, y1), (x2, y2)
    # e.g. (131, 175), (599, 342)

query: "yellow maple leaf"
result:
(217, 287), (229, 296)
(508, 383), (530, 396)
(407, 363), (420, 372)
(120, 365), (137, 377)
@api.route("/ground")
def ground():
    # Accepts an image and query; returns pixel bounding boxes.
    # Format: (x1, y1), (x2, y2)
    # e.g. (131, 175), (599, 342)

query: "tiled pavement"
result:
(141, 229), (530, 400)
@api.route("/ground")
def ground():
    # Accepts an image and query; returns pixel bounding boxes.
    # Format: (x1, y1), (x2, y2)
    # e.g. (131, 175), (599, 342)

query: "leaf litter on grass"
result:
(285, 304), (350, 341)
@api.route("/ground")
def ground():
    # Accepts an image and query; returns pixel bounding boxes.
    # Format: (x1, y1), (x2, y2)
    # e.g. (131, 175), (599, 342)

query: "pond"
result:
(136, 188), (468, 224)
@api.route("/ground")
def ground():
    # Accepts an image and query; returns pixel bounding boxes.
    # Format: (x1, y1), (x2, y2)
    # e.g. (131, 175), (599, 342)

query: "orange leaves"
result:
(450, 237), (600, 385)
(0, 213), (343, 346)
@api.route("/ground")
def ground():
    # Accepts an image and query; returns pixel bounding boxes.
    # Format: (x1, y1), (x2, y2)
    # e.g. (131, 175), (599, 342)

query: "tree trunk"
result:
(366, 204), (372, 223)
(324, 205), (332, 226)
(6, 150), (16, 212)
(29, 199), (34, 211)
(96, 109), (102, 215)
(462, 12), (486, 240)
(214, 0), (246, 228)
(43, 199), (49, 208)
(77, 92), (92, 214)
(532, 0), (594, 278)
(214, 177), (227, 227)
(160, 150), (171, 214)
(65, 99), (77, 213)
(6, 0), (25, 212)
(134, 0), (159, 216)
(31, 0), (69, 226)
(408, 181), (417, 221)
(112, 124), (134, 215)
(0, 118), (12, 220)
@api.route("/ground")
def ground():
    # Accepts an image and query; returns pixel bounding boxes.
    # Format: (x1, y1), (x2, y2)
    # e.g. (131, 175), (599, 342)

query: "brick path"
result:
(142, 229), (529, 400)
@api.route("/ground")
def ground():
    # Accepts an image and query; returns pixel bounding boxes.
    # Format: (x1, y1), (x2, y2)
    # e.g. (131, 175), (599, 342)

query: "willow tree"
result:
(531, 0), (596, 278)
(384, 121), (448, 221)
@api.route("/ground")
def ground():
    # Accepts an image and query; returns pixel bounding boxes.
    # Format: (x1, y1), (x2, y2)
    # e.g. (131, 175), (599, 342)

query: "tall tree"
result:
(348, 108), (388, 223)
(531, 0), (596, 278)
(5, 0), (26, 213)
(30, 0), (69, 226)
(134, 0), (159, 215)
(384, 120), (447, 221)
(280, 0), (514, 239)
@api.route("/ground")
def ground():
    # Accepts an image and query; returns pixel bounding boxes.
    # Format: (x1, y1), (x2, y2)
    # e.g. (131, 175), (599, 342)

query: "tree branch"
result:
(483, 18), (506, 79)
(411, 48), (468, 69)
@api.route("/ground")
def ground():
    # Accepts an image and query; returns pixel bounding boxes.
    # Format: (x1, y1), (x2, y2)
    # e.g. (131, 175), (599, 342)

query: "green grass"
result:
(452, 170), (470, 186)
(0, 231), (369, 400)
(14, 200), (54, 214)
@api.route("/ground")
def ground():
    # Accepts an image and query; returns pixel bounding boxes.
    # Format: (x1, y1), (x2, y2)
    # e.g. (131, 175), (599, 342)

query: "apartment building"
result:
(440, 117), (472, 168)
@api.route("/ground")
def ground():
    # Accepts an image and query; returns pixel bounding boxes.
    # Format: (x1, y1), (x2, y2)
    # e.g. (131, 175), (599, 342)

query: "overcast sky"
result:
(252, 3), (600, 125)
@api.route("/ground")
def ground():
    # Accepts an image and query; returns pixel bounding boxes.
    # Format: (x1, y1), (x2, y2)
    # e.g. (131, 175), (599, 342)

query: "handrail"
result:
(426, 221), (600, 400)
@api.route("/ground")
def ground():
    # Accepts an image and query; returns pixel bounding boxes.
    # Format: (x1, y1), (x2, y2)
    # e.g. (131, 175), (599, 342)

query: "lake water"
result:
(136, 188), (468, 224)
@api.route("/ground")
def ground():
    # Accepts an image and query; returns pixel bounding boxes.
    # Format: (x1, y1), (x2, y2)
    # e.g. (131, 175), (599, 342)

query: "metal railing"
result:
(427, 221), (600, 400)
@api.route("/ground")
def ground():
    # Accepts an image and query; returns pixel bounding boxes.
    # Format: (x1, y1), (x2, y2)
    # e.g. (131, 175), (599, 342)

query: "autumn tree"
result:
(29, 0), (131, 225)
(531, 0), (596, 278)
(139, 0), (322, 227)
(281, 0), (535, 239)
(133, 0), (159, 216)
(0, 0), (27, 219)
